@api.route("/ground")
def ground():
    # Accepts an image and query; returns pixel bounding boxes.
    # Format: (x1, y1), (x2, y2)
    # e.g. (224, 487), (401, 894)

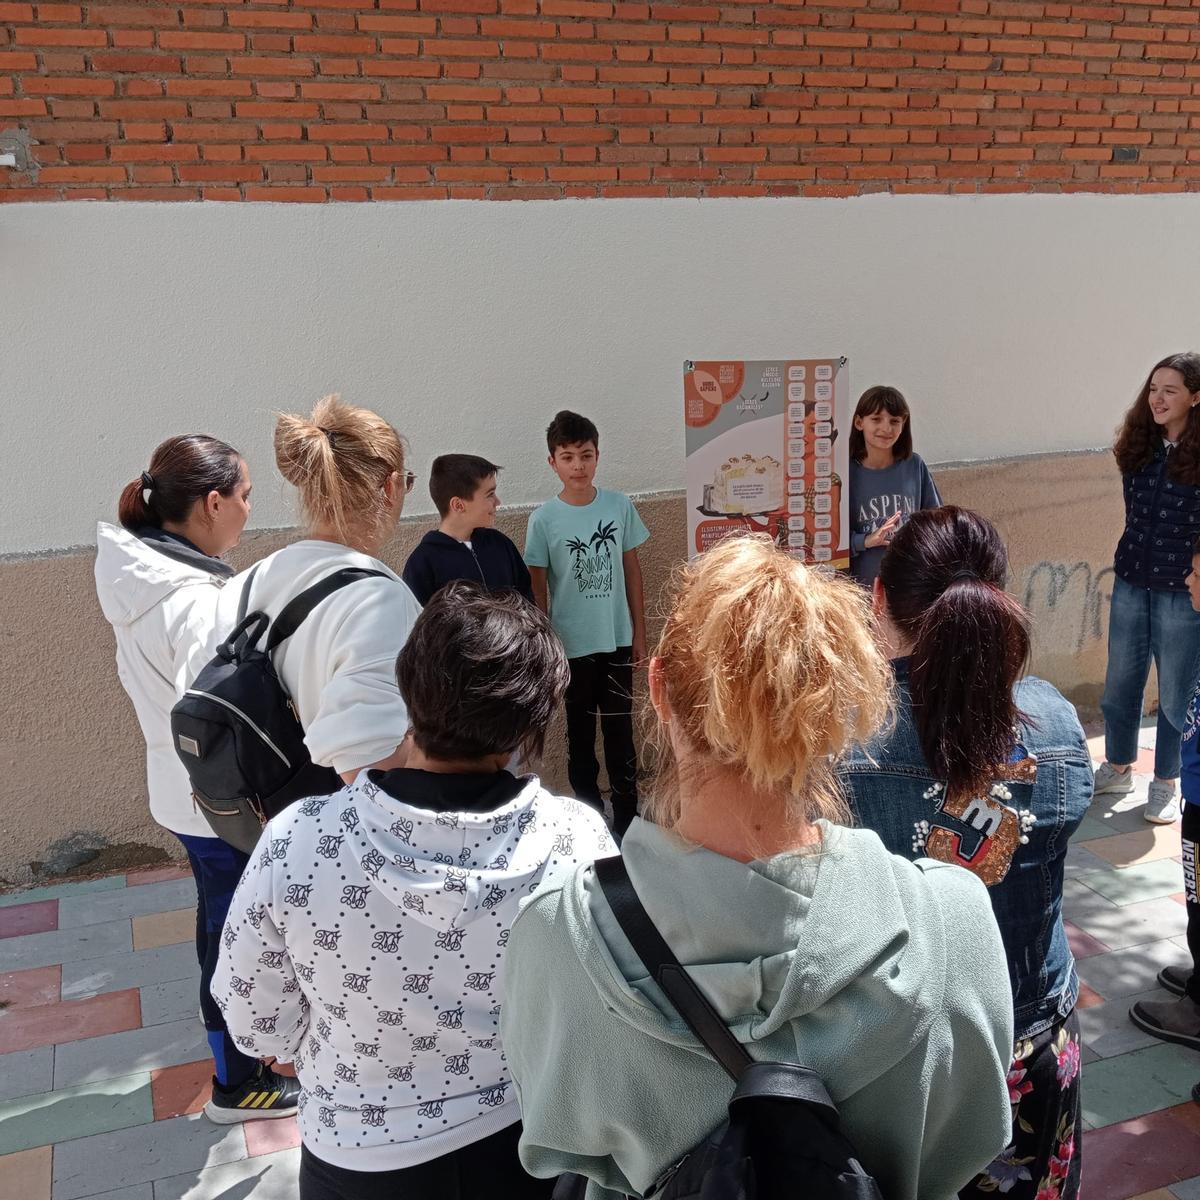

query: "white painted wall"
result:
(2, 194), (1198, 555)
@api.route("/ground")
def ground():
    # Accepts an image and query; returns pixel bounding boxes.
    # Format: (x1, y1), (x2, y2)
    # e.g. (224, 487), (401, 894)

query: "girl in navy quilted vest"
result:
(1096, 352), (1200, 824)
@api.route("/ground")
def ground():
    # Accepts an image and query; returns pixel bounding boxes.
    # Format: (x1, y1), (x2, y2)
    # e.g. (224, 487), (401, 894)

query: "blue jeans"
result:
(1102, 577), (1200, 780)
(175, 832), (256, 1088)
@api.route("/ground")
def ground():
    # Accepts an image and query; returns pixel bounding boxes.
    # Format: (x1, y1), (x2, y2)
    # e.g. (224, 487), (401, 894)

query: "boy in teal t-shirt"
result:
(524, 411), (649, 836)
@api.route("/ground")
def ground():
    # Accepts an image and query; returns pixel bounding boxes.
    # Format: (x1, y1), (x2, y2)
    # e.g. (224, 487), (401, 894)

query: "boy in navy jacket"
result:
(403, 455), (534, 606)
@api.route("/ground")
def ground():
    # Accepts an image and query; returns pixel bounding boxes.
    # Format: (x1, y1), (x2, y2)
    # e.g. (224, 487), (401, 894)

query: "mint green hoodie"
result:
(502, 819), (1015, 1200)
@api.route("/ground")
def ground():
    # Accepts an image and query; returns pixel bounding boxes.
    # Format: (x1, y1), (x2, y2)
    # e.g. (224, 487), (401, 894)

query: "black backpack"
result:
(553, 856), (884, 1200)
(170, 565), (386, 853)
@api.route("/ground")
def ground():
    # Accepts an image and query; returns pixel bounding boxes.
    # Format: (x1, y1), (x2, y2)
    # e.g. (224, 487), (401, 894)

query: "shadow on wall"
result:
(0, 449), (1131, 884)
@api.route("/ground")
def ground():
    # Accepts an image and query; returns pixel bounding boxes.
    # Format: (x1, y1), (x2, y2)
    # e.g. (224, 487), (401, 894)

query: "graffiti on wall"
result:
(1021, 560), (1115, 655)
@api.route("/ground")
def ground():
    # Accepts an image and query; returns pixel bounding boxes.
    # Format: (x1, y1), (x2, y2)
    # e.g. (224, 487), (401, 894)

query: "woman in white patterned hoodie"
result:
(213, 581), (615, 1200)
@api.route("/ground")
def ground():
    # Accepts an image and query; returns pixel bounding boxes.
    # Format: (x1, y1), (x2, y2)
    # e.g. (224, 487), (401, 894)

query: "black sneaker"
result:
(204, 1063), (301, 1124)
(1158, 964), (1193, 998)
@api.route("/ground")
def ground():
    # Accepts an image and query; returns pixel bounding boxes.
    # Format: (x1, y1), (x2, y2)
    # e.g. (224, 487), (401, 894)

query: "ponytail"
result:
(274, 394), (407, 546)
(117, 436), (241, 532)
(880, 507), (1031, 799)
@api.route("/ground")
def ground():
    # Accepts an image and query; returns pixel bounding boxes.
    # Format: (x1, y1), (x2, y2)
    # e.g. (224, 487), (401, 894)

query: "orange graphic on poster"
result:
(684, 361), (745, 428)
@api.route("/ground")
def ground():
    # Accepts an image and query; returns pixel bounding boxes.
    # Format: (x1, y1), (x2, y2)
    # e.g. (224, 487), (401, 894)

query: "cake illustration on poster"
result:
(684, 358), (850, 570)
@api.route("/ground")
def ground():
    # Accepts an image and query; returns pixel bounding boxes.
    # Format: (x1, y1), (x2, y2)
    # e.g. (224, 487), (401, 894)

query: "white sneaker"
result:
(1093, 762), (1134, 797)
(1145, 780), (1180, 824)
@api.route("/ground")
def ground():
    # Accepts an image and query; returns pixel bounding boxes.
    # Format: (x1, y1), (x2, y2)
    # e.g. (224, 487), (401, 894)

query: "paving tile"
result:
(0, 1047), (53, 1103)
(1090, 795), (1163, 834)
(1083, 822), (1184, 868)
(0, 877), (126, 910)
(1078, 988), (1170, 1058)
(126, 864), (191, 887)
(1075, 859), (1191, 906)
(1078, 939), (1194, 1001)
(152, 1145), (299, 1200)
(1131, 1191), (1180, 1200)
(132, 910), (194, 952)
(0, 902), (58, 941)
(1081, 1042), (1200, 1128)
(57, 880), (195, 931)
(1167, 1101), (1200, 1137)
(0, 987), (142, 1055)
(1081, 1042), (1100, 1065)
(150, 1060), (211, 1121)
(74, 1188), (154, 1200)
(52, 1113), (247, 1200)
(0, 920), (132, 974)
(0, 1144), (52, 1200)
(1064, 844), (1113, 878)
(1064, 919), (1109, 960)
(141, 978), (198, 1028)
(0, 966), (60, 1010)
(1064, 888), (1189, 951)
(61, 942), (197, 1002)
(54, 1018), (211, 1089)
(1171, 1178), (1200, 1200)
(1077, 981), (1105, 1008)
(1074, 814), (1120, 842)
(243, 1115), (300, 1158)
(0, 1071), (153, 1156)
(1083, 1107), (1200, 1200)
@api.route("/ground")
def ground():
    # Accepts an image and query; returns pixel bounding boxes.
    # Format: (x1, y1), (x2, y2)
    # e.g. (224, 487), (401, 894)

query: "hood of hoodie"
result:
(95, 521), (227, 627)
(568, 818), (952, 1101)
(340, 770), (571, 930)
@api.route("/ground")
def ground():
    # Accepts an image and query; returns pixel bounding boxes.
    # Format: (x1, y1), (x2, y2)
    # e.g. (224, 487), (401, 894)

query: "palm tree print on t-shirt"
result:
(567, 521), (618, 595)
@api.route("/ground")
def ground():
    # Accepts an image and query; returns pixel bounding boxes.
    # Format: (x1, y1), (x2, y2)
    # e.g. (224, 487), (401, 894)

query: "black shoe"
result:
(1158, 964), (1193, 998)
(1193, 1081), (1200, 1105)
(204, 1063), (301, 1124)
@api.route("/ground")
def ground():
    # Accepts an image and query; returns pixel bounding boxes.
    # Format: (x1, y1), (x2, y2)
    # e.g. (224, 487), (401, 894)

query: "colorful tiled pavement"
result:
(0, 723), (1197, 1199)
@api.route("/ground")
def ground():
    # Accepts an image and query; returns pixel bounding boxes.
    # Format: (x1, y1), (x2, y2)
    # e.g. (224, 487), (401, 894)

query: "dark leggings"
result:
(1184, 799), (1199, 1001)
(175, 832), (257, 1089)
(298, 1121), (555, 1200)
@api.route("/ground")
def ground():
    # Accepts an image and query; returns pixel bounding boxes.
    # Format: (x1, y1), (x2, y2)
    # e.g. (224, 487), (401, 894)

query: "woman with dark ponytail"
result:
(96, 436), (300, 1126)
(840, 506), (1092, 1200)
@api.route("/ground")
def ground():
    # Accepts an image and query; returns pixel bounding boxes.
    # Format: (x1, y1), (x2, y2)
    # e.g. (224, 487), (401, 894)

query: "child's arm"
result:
(401, 549), (434, 607)
(623, 547), (647, 665)
(529, 566), (549, 615)
(920, 459), (942, 509)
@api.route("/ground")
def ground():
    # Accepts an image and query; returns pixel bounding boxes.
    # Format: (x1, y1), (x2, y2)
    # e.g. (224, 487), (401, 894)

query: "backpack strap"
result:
(236, 563), (261, 625)
(265, 567), (388, 654)
(593, 855), (752, 1082)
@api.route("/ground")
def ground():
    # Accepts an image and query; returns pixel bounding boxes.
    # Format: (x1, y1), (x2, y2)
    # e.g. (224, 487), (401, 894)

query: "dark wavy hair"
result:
(849, 385), (913, 463)
(546, 410), (599, 454)
(396, 581), (568, 762)
(879, 506), (1031, 800)
(118, 435), (242, 532)
(1113, 352), (1200, 484)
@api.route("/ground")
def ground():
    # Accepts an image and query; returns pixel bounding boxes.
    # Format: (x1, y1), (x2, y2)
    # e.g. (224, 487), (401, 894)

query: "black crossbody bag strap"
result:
(593, 855), (752, 1082)
(265, 568), (388, 654)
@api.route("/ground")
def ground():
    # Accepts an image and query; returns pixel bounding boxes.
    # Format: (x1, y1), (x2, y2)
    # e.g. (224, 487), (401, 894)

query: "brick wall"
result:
(1, 0), (1198, 201)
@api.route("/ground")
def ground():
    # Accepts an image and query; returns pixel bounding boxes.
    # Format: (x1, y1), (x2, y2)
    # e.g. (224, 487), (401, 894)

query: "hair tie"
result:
(949, 570), (977, 584)
(140, 471), (155, 492)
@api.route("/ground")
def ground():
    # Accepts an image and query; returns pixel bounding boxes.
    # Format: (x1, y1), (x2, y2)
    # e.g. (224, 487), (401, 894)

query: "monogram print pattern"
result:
(212, 772), (615, 1160)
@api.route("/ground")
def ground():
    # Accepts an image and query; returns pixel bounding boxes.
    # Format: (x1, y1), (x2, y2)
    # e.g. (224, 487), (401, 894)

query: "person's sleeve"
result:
(509, 539), (535, 604)
(400, 547), (433, 607)
(912, 863), (1016, 1196)
(501, 888), (643, 1200)
(523, 511), (549, 569)
(303, 580), (421, 776)
(851, 530), (868, 554)
(170, 582), (224, 696)
(1181, 684), (1200, 807)
(920, 458), (942, 509)
(211, 826), (308, 1063)
(623, 496), (649, 551)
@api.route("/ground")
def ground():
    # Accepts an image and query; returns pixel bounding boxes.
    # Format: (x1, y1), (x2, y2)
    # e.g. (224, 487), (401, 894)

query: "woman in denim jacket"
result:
(840, 506), (1092, 1200)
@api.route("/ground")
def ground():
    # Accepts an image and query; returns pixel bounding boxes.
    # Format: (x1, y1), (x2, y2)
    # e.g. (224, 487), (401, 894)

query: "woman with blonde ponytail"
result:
(501, 534), (1014, 1200)
(200, 395), (422, 784)
(841, 506), (1092, 1200)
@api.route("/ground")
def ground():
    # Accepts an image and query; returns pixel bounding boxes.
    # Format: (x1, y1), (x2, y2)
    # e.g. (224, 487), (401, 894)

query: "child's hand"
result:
(864, 512), (902, 550)
(632, 633), (648, 668)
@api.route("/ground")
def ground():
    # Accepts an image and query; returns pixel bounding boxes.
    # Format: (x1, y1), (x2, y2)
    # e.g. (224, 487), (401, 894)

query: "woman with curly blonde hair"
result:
(500, 535), (1014, 1200)
(1096, 352), (1200, 824)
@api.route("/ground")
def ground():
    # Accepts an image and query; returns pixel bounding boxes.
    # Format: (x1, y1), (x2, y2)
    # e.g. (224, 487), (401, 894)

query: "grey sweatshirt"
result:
(849, 454), (941, 586)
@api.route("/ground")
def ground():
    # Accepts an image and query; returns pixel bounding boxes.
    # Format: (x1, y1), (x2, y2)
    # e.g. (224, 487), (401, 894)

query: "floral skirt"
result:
(960, 1008), (1082, 1200)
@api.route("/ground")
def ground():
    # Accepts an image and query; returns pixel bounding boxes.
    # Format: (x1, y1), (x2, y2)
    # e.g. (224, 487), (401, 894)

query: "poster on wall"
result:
(684, 357), (850, 569)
